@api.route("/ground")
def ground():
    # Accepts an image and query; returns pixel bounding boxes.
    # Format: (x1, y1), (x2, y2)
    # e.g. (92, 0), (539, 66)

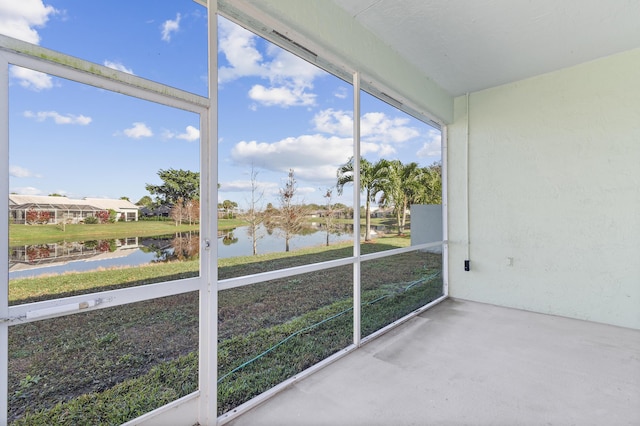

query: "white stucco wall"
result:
(447, 48), (640, 329)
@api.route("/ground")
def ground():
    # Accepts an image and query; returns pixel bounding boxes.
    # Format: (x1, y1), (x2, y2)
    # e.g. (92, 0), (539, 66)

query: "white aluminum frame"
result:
(0, 34), (211, 426)
(0, 2), (449, 423)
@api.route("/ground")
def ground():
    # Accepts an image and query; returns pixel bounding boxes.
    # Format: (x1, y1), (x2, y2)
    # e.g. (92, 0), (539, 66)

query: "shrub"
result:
(95, 211), (110, 224)
(37, 211), (51, 224)
(83, 216), (99, 225)
(25, 210), (51, 225)
(25, 209), (38, 225)
(108, 209), (118, 223)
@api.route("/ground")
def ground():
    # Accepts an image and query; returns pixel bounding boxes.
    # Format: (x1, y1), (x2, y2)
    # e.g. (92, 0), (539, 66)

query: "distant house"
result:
(140, 204), (172, 218)
(9, 195), (139, 224)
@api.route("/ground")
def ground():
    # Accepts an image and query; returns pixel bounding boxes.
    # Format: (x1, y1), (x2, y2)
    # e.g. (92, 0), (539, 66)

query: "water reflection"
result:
(9, 224), (387, 279)
(139, 232), (200, 263)
(222, 231), (238, 246)
(10, 238), (140, 270)
(9, 234), (195, 279)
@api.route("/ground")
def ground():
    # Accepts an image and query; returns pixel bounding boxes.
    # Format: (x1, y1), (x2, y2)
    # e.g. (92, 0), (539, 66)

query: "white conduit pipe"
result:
(465, 93), (471, 270)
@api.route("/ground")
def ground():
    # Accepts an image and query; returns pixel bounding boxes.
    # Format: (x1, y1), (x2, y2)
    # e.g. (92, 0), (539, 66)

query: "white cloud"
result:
(312, 108), (420, 145)
(10, 66), (53, 91)
(370, 143), (397, 157)
(9, 165), (41, 178)
(221, 180), (278, 193)
(361, 112), (419, 143)
(293, 165), (345, 183)
(218, 17), (323, 108)
(231, 134), (352, 182)
(264, 42), (322, 86)
(1, 1), (57, 89)
(0, 0), (57, 44)
(161, 129), (176, 139)
(248, 84), (315, 107)
(176, 125), (200, 142)
(123, 122), (153, 139)
(162, 126), (199, 141)
(312, 109), (353, 137)
(24, 110), (92, 125)
(334, 86), (349, 99)
(161, 13), (181, 42)
(297, 186), (317, 195)
(218, 19), (265, 82)
(104, 60), (134, 75)
(416, 129), (442, 158)
(11, 186), (42, 195)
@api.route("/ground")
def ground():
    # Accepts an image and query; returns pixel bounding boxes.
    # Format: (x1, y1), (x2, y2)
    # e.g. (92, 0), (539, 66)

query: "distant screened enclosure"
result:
(8, 66), (202, 304)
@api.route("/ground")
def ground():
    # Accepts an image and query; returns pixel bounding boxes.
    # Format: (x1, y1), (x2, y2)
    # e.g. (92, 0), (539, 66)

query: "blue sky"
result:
(2, 0), (441, 209)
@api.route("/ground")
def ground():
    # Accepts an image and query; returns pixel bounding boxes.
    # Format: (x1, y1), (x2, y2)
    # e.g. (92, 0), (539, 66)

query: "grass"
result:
(7, 233), (442, 424)
(8, 292), (199, 424)
(11, 352), (199, 426)
(9, 261), (199, 305)
(9, 219), (243, 246)
(217, 250), (442, 414)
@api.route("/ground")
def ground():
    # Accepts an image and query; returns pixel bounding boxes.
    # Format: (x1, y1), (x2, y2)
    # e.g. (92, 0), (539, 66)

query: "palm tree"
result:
(337, 157), (386, 241)
(221, 199), (238, 219)
(398, 162), (425, 232)
(379, 160), (441, 235)
(414, 162), (442, 205)
(377, 159), (406, 235)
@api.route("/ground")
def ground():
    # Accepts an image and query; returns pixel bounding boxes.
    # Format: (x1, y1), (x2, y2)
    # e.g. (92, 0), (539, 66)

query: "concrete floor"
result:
(227, 298), (640, 426)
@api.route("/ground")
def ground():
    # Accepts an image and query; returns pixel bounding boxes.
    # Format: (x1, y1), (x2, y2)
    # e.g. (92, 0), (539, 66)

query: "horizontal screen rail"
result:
(0, 34), (209, 113)
(360, 241), (443, 262)
(4, 277), (200, 325)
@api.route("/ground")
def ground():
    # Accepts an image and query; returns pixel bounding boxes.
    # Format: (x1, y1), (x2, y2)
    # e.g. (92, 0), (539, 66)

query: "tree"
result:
(322, 187), (338, 246)
(136, 195), (153, 208)
(377, 160), (443, 235)
(221, 200), (238, 219)
(377, 159), (404, 235)
(415, 162), (442, 205)
(170, 198), (199, 226)
(263, 202), (278, 235)
(336, 157), (387, 241)
(277, 169), (306, 252)
(170, 198), (186, 226)
(119, 196), (130, 201)
(243, 167), (265, 255)
(145, 168), (200, 207)
(185, 198), (200, 225)
(378, 160), (423, 235)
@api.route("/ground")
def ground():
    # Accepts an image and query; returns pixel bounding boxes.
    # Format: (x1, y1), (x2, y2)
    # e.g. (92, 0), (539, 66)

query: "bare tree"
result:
(170, 198), (185, 226)
(243, 166), (265, 255)
(322, 187), (337, 246)
(185, 198), (200, 225)
(277, 169), (306, 252)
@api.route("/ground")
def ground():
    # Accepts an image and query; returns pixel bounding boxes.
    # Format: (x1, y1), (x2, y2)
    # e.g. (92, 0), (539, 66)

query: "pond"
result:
(8, 224), (385, 279)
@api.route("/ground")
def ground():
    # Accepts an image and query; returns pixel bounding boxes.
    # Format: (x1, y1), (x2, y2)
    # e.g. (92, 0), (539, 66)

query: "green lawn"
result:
(7, 232), (441, 424)
(9, 219), (245, 246)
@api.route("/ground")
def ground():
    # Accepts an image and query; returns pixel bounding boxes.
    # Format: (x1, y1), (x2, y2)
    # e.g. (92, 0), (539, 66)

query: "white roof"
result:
(10, 194), (78, 206)
(83, 197), (139, 211)
(9, 194), (138, 210)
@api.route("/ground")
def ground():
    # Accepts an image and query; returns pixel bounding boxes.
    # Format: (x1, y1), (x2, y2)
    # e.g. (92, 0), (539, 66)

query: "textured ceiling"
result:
(332, 0), (640, 96)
